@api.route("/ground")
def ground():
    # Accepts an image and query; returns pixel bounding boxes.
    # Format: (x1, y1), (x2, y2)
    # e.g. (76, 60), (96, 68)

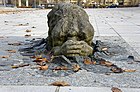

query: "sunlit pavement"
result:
(0, 7), (140, 91)
(0, 7), (140, 55)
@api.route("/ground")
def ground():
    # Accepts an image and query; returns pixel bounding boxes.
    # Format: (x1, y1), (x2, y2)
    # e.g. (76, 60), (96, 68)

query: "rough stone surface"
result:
(47, 3), (94, 56)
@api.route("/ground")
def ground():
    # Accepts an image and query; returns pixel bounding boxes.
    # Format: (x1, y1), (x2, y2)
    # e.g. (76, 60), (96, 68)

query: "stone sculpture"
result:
(19, 3), (126, 77)
(46, 3), (94, 56)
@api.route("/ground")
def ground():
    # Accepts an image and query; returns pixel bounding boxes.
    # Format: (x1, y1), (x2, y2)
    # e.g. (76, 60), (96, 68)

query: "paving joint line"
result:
(93, 10), (100, 36)
(55, 87), (60, 92)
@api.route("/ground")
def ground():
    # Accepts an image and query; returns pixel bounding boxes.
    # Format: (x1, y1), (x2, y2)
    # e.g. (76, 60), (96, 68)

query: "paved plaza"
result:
(0, 7), (140, 55)
(0, 7), (140, 91)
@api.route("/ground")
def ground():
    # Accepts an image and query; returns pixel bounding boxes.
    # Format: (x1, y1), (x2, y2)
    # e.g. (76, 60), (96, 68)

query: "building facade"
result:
(0, 0), (15, 5)
(0, 0), (140, 7)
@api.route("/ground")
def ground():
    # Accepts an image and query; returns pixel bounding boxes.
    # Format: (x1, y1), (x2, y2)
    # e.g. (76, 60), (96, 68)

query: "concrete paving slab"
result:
(0, 86), (140, 92)
(0, 86), (57, 92)
(122, 37), (140, 42)
(59, 87), (140, 92)
(128, 42), (140, 48)
(99, 33), (119, 36)
(133, 47), (140, 55)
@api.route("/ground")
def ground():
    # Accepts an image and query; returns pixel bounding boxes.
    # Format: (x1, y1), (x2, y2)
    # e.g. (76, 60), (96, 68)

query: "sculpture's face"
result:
(48, 3), (94, 47)
(47, 3), (94, 56)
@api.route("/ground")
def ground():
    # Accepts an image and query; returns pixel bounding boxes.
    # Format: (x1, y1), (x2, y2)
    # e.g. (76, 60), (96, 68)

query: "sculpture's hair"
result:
(47, 3), (89, 31)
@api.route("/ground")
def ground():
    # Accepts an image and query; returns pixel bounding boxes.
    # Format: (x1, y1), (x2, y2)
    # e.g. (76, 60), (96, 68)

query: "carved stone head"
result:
(47, 3), (94, 56)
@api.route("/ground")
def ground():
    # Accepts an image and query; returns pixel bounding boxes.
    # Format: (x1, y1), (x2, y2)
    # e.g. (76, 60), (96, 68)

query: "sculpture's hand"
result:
(78, 41), (93, 56)
(53, 40), (93, 56)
